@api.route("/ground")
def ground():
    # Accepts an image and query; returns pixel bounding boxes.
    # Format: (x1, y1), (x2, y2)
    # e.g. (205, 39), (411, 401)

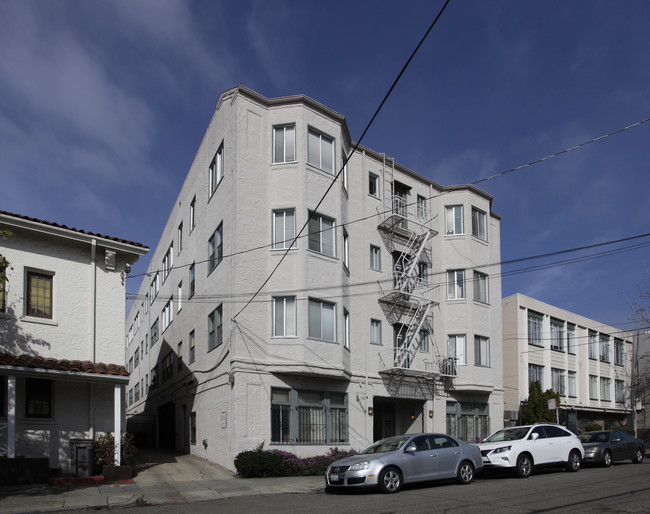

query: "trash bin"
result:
(70, 439), (95, 477)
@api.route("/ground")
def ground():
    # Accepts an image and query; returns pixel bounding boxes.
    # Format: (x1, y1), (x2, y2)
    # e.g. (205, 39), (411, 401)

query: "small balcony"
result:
(378, 352), (458, 379)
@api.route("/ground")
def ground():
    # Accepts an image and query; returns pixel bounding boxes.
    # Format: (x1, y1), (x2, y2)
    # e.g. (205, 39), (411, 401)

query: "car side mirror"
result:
(529, 433), (539, 441)
(612, 438), (621, 443)
(405, 444), (417, 453)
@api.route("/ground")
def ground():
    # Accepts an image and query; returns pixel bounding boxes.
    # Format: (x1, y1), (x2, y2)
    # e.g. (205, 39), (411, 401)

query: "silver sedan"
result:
(325, 433), (483, 493)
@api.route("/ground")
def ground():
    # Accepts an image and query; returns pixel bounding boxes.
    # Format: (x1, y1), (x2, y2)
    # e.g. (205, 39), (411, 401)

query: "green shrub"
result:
(234, 445), (357, 478)
(94, 432), (137, 466)
(583, 423), (603, 432)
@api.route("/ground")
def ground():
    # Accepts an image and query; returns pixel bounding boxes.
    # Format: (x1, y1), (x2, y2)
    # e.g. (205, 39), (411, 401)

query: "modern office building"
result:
(502, 293), (633, 431)
(124, 85), (503, 469)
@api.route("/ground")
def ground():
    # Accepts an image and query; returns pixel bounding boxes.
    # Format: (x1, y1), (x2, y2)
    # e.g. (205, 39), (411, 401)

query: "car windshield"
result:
(483, 427), (530, 442)
(360, 436), (411, 454)
(579, 432), (610, 443)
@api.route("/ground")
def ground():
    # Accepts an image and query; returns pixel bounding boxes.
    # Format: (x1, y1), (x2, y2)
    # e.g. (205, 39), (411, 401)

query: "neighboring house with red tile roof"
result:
(0, 211), (148, 475)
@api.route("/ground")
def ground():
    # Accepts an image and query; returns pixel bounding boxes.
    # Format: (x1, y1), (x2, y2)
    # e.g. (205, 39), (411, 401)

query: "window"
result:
(209, 143), (224, 195)
(271, 388), (348, 444)
(161, 298), (173, 331)
(149, 272), (159, 303)
(134, 347), (139, 369)
(615, 380), (626, 403)
(448, 335), (466, 365)
(189, 263), (195, 298)
(128, 357), (133, 373)
(567, 324), (576, 354)
(25, 378), (52, 418)
(551, 368), (566, 396)
(568, 371), (577, 397)
(177, 341), (183, 371)
(473, 271), (489, 303)
(599, 334), (610, 362)
(208, 224), (223, 273)
(162, 352), (173, 382)
(128, 388), (133, 406)
(273, 209), (296, 250)
(26, 271), (53, 318)
(308, 298), (336, 342)
(550, 319), (564, 351)
(342, 155), (348, 192)
(190, 196), (196, 231)
(343, 310), (350, 350)
(446, 401), (490, 443)
(308, 212), (335, 257)
(419, 329), (429, 353)
(370, 319), (381, 345)
(208, 305), (223, 351)
(145, 373), (149, 393)
(0, 267), (6, 313)
(447, 270), (465, 299)
(177, 282), (182, 312)
(273, 296), (296, 337)
(588, 331), (598, 359)
(190, 412), (196, 445)
(471, 207), (487, 241)
(189, 330), (195, 364)
(369, 245), (381, 271)
(177, 222), (183, 254)
(273, 124), (295, 163)
(589, 375), (598, 400)
(416, 195), (427, 219)
(600, 377), (611, 401)
(369, 172), (379, 197)
(162, 242), (173, 282)
(134, 383), (140, 402)
(150, 318), (159, 346)
(615, 339), (625, 365)
(528, 311), (543, 346)
(529, 364), (544, 388)
(342, 229), (349, 270)
(474, 336), (490, 367)
(308, 128), (334, 174)
(445, 205), (463, 235)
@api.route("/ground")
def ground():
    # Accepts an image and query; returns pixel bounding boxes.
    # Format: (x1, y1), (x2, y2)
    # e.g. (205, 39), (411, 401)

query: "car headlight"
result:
(349, 461), (371, 471)
(585, 447), (598, 455)
(491, 446), (511, 454)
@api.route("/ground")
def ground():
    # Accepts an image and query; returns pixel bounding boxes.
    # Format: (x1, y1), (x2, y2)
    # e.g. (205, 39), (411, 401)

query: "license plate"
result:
(330, 474), (339, 481)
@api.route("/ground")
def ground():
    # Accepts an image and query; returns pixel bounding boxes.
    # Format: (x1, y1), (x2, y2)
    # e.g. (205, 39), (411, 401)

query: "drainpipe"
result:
(91, 239), (97, 363)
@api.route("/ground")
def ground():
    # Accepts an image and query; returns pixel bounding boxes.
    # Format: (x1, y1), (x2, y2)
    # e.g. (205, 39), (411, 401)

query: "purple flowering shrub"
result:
(234, 445), (357, 478)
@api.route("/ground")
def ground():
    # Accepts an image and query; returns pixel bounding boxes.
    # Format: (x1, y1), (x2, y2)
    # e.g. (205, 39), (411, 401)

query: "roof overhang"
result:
(0, 364), (130, 384)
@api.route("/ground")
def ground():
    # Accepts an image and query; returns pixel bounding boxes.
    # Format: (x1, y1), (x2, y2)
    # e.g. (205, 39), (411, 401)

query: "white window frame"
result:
(273, 209), (296, 250)
(208, 223), (223, 273)
(447, 270), (465, 299)
(473, 271), (489, 303)
(177, 282), (183, 312)
(529, 363), (544, 388)
(614, 339), (625, 365)
(551, 368), (566, 396)
(600, 377), (611, 401)
(419, 329), (430, 353)
(308, 211), (336, 257)
(528, 311), (543, 346)
(369, 172), (380, 198)
(343, 309), (350, 350)
(448, 334), (466, 365)
(550, 319), (565, 351)
(474, 336), (490, 367)
(370, 245), (381, 271)
(615, 379), (626, 403)
(190, 196), (196, 231)
(273, 124), (296, 164)
(588, 331), (598, 359)
(209, 143), (224, 196)
(161, 298), (173, 332)
(471, 207), (487, 241)
(370, 319), (382, 345)
(308, 298), (336, 342)
(445, 205), (463, 235)
(342, 229), (349, 270)
(272, 296), (297, 337)
(307, 128), (334, 174)
(568, 371), (577, 397)
(208, 304), (223, 351)
(177, 222), (183, 254)
(567, 324), (576, 354)
(589, 375), (598, 399)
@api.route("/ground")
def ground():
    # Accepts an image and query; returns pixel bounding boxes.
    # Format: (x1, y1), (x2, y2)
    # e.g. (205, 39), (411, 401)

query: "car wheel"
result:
(565, 450), (581, 472)
(632, 448), (644, 464)
(379, 467), (402, 494)
(456, 461), (475, 485)
(601, 450), (612, 467)
(515, 454), (532, 478)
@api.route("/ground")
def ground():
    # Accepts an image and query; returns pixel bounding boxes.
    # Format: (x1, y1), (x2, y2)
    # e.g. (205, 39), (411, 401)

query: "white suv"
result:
(478, 423), (584, 478)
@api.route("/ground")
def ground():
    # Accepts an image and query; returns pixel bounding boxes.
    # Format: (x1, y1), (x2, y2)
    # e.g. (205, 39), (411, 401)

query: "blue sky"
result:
(1, 0), (649, 330)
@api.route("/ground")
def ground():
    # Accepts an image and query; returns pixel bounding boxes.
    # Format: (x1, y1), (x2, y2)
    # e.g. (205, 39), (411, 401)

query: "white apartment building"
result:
(124, 86), (503, 469)
(0, 210), (148, 475)
(502, 293), (633, 431)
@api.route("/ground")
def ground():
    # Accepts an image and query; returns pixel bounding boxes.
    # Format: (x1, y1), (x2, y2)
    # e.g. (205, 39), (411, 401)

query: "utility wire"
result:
(231, 0), (452, 321)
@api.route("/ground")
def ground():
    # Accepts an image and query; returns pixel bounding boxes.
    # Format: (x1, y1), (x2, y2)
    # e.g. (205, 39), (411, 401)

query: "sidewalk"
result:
(0, 449), (324, 512)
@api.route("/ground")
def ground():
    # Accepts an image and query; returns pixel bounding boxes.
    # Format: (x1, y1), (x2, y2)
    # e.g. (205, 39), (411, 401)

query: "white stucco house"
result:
(0, 210), (148, 475)
(502, 293), (634, 431)
(124, 85), (504, 470)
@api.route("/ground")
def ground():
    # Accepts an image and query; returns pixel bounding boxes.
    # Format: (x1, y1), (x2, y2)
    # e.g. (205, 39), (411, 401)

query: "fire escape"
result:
(376, 156), (457, 388)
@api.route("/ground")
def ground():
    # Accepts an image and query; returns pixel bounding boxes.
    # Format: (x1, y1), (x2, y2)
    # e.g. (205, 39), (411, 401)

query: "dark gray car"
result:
(579, 430), (645, 467)
(325, 433), (483, 493)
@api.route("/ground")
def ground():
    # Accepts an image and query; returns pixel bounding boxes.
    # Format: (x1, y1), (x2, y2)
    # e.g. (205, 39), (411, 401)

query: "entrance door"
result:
(373, 400), (396, 441)
(157, 402), (175, 449)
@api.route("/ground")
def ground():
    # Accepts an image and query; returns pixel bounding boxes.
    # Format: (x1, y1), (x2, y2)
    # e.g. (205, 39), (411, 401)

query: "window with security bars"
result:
(271, 388), (348, 444)
(446, 401), (489, 443)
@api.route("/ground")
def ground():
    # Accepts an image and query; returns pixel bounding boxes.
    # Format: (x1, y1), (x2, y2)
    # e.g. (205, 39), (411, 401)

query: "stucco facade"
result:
(0, 211), (148, 473)
(125, 86), (503, 470)
(502, 293), (633, 431)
